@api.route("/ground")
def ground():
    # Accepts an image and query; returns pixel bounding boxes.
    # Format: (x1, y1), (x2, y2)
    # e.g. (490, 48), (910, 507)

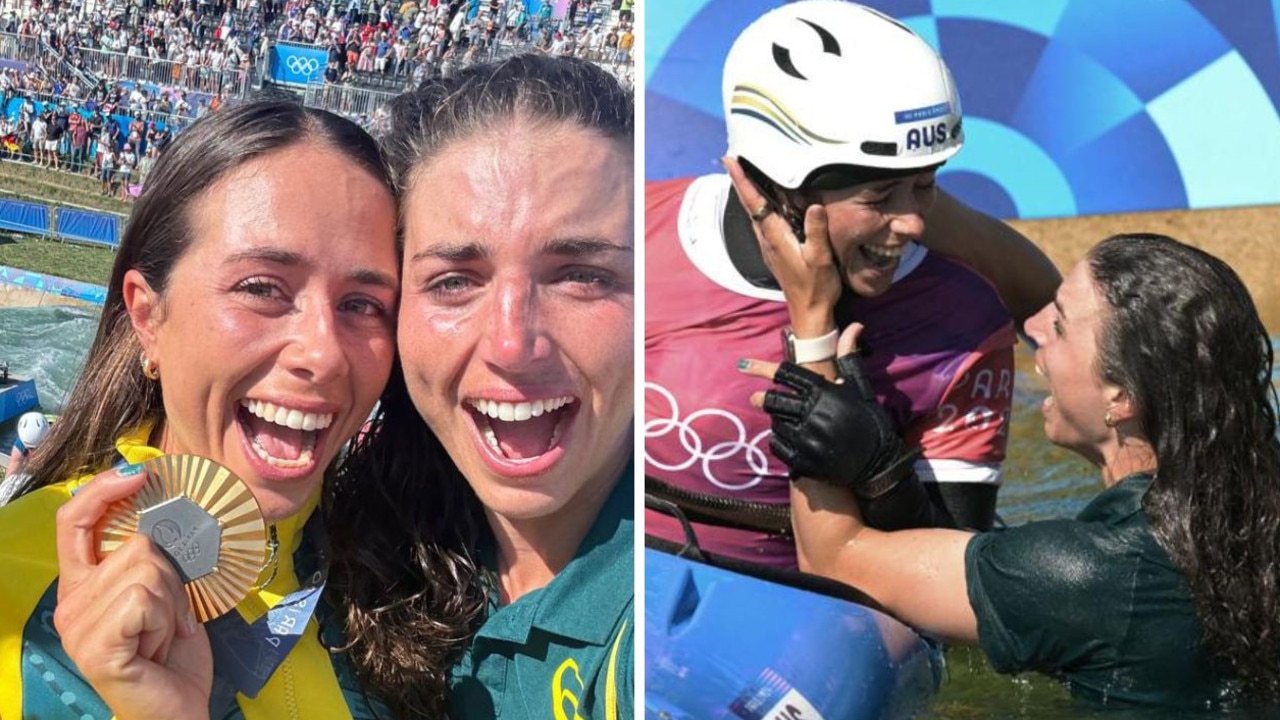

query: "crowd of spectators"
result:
(2, 0), (636, 93)
(1, 58), (178, 199)
(2, 0), (263, 95)
(295, 0), (635, 90)
(0, 0), (636, 195)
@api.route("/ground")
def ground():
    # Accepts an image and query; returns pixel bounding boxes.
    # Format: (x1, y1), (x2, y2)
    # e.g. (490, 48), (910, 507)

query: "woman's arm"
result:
(922, 190), (1061, 330)
(790, 477), (979, 643)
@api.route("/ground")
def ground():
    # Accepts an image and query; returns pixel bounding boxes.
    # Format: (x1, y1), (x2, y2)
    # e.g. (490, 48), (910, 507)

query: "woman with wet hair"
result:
(328, 53), (635, 720)
(743, 233), (1280, 707)
(0, 100), (401, 718)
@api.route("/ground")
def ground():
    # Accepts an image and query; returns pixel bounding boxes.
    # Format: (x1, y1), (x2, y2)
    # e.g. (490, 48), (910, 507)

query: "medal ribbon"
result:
(206, 513), (329, 699)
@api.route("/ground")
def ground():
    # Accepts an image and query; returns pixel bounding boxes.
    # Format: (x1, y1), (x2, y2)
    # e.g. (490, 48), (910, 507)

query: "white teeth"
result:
(248, 426), (317, 467)
(241, 399), (334, 432)
(468, 396), (575, 423)
(863, 244), (904, 260)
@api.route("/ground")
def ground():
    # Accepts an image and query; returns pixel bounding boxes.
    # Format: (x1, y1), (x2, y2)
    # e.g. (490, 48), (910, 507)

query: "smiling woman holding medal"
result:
(0, 101), (401, 719)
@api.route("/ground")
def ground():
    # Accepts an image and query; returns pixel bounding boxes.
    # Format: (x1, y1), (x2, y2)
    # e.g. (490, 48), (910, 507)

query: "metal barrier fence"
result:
(0, 192), (123, 249)
(72, 45), (250, 98)
(1, 33), (98, 90)
(302, 81), (401, 121)
(0, 33), (41, 67)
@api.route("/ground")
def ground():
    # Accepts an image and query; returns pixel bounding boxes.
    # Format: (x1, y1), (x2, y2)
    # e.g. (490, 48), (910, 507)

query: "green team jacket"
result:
(451, 464), (634, 720)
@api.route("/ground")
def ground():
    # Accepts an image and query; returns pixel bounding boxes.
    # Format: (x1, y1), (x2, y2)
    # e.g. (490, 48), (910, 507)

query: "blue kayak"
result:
(646, 548), (942, 720)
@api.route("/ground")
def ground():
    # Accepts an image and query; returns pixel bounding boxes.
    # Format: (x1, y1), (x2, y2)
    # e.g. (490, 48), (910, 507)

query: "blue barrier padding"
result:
(56, 208), (119, 248)
(0, 264), (108, 305)
(269, 43), (327, 86)
(0, 198), (49, 234)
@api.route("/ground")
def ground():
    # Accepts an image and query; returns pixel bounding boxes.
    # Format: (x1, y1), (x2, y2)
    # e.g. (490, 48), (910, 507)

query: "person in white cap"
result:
(0, 411), (49, 505)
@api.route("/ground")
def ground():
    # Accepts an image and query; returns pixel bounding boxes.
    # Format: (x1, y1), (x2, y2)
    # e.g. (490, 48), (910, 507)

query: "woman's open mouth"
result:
(465, 395), (579, 473)
(236, 399), (334, 472)
(859, 243), (903, 270)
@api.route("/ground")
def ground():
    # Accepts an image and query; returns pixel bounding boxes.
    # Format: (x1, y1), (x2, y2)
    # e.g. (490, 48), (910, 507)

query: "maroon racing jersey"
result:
(646, 175), (1017, 567)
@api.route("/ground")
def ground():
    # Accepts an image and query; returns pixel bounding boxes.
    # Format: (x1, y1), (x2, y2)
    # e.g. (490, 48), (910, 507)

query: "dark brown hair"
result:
(1090, 234), (1280, 701)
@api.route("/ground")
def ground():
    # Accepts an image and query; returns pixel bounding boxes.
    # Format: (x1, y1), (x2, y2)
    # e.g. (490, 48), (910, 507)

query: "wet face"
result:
(807, 169), (936, 297)
(1023, 259), (1115, 461)
(127, 140), (399, 521)
(399, 120), (633, 528)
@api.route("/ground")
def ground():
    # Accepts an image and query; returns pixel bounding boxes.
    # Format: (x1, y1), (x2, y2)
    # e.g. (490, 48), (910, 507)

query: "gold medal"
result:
(97, 455), (268, 622)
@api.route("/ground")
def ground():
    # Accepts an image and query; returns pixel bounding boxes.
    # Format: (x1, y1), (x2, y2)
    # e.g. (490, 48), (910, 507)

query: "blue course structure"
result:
(646, 549), (942, 720)
(0, 265), (107, 305)
(647, 0), (1280, 219)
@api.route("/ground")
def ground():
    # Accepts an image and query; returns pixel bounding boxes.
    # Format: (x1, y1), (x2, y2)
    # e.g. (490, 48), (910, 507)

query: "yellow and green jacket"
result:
(0, 424), (387, 720)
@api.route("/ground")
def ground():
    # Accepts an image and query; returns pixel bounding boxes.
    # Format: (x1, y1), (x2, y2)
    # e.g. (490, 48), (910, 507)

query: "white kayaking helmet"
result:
(724, 0), (963, 190)
(17, 412), (49, 449)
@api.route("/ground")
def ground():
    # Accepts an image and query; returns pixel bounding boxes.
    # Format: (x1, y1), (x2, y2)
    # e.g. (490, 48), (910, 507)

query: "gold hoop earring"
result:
(140, 353), (160, 380)
(1104, 411), (1115, 428)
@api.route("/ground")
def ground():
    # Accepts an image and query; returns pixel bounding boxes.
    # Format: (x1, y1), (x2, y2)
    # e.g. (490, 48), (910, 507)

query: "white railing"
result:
(72, 45), (251, 98)
(0, 32), (41, 65)
(302, 81), (401, 121)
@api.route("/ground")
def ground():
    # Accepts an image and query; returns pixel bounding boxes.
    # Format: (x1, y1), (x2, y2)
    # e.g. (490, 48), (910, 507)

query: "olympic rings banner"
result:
(647, 0), (1280, 219)
(269, 42), (327, 87)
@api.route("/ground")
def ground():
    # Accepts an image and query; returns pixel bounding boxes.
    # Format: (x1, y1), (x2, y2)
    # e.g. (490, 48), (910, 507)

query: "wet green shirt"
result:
(965, 474), (1233, 707)
(450, 469), (634, 720)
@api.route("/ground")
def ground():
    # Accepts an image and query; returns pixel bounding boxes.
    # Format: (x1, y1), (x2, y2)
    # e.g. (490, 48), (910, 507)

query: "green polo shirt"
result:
(450, 466), (634, 720)
(965, 473), (1234, 707)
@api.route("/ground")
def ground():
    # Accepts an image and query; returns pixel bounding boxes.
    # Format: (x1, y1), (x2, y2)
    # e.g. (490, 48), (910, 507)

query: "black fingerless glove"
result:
(763, 353), (914, 497)
(762, 352), (955, 530)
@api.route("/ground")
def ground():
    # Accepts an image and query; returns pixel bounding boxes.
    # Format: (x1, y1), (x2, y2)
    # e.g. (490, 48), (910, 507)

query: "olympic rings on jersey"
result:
(644, 382), (784, 491)
(285, 55), (321, 75)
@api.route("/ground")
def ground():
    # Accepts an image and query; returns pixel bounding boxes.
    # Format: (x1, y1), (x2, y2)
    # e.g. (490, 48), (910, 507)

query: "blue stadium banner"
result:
(270, 42), (327, 86)
(647, 0), (1280, 219)
(56, 208), (120, 248)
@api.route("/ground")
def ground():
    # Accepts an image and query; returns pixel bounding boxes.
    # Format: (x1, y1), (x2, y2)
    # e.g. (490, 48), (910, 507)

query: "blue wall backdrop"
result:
(646, 0), (1280, 219)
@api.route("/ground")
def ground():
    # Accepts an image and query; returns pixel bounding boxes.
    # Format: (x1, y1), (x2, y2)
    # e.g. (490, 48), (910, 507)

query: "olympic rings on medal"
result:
(644, 382), (784, 491)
